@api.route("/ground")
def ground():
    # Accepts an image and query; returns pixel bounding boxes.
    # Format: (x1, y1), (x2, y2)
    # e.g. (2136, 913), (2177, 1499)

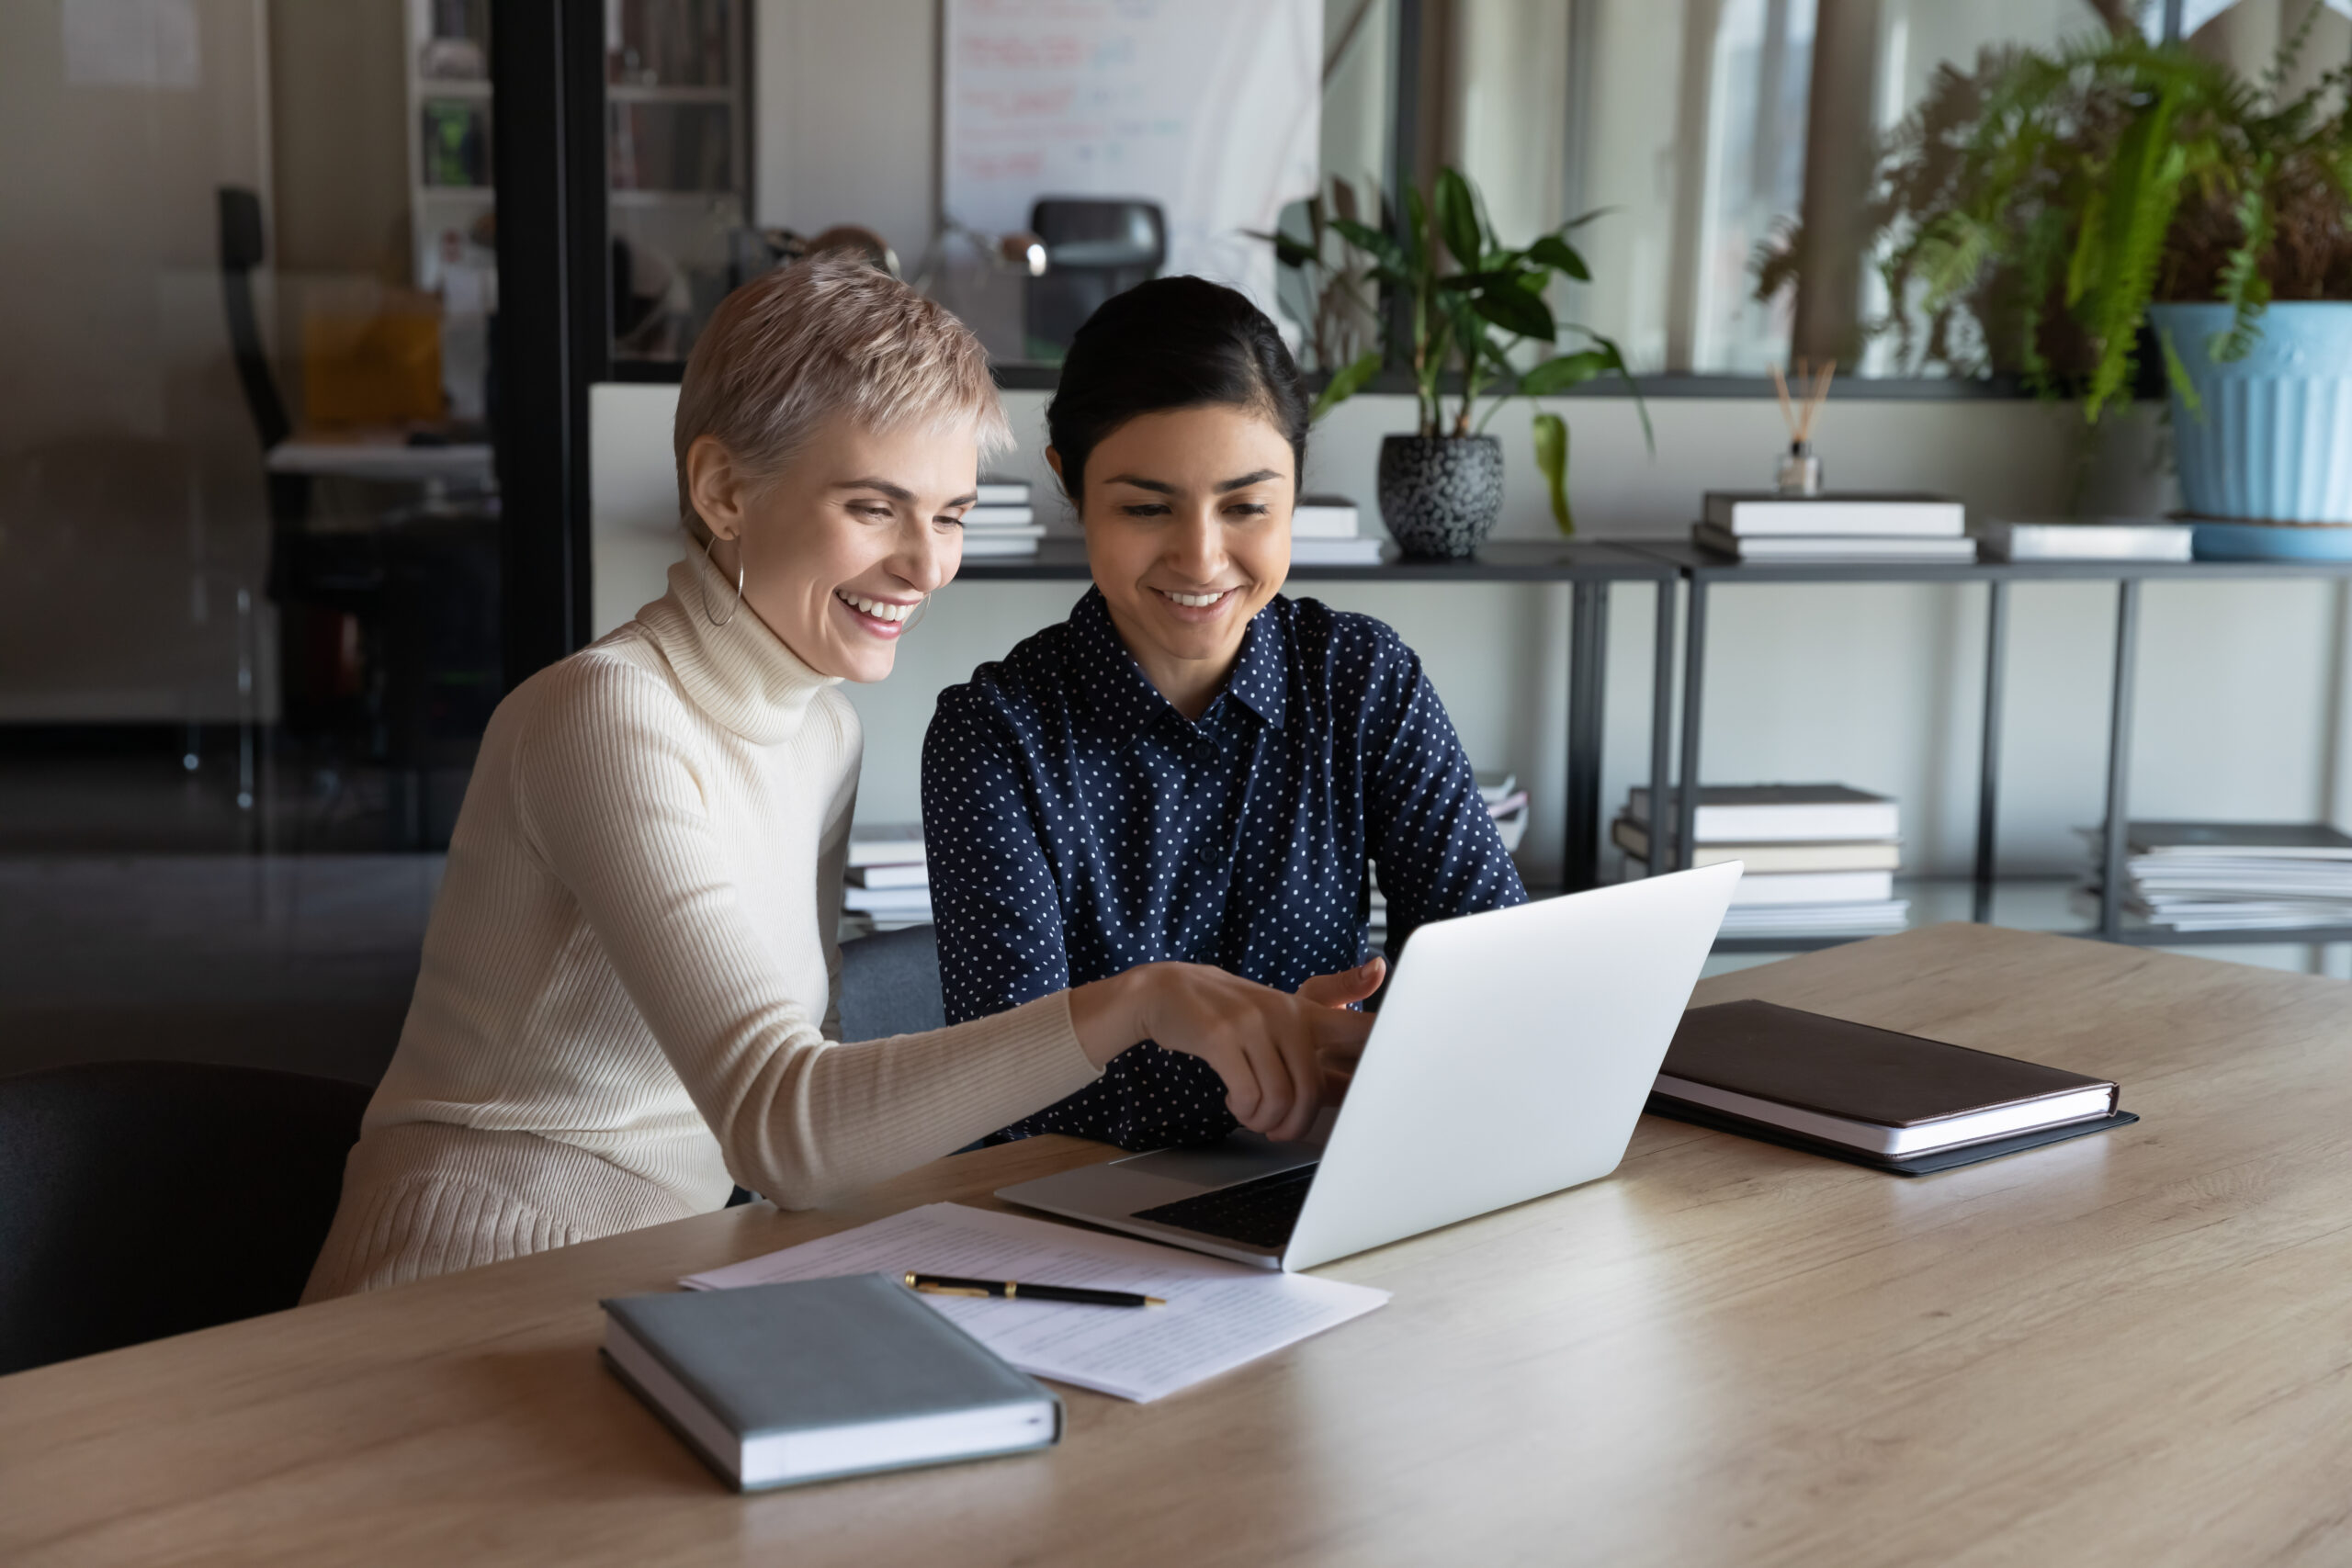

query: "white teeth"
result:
(837, 591), (918, 624)
(1162, 589), (1227, 608)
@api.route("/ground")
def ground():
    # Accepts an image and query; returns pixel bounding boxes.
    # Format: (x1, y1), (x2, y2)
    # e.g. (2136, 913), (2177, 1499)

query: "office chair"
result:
(218, 188), (304, 538)
(0, 1061), (371, 1376)
(1024, 198), (1166, 356)
(839, 924), (947, 1040)
(218, 186), (383, 737)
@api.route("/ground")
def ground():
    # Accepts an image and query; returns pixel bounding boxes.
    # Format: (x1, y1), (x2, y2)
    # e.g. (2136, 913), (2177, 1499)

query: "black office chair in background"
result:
(0, 1062), (370, 1376)
(219, 186), (383, 738)
(1024, 198), (1166, 357)
(838, 924), (947, 1042)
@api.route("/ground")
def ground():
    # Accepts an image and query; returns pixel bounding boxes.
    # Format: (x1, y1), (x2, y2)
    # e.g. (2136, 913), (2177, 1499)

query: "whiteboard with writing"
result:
(944, 0), (1322, 325)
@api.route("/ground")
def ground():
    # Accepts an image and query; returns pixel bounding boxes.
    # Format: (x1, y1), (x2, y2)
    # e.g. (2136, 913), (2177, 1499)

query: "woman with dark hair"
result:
(921, 276), (1526, 1153)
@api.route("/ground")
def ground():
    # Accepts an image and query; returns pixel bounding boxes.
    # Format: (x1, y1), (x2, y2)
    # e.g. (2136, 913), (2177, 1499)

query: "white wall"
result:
(591, 383), (2352, 923)
(753, 0), (938, 272)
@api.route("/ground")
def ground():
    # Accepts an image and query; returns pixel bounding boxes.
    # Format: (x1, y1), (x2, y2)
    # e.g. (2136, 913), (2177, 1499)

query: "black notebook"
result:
(1650, 999), (2135, 1176)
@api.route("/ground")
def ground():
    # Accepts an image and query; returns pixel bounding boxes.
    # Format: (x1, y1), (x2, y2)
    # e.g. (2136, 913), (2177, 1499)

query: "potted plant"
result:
(1272, 167), (1650, 557)
(1755, 18), (2352, 558)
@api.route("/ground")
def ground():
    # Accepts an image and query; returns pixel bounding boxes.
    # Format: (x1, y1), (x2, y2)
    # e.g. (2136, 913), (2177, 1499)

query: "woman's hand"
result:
(1295, 956), (1384, 1107)
(1296, 955), (1385, 1010)
(1069, 963), (1376, 1143)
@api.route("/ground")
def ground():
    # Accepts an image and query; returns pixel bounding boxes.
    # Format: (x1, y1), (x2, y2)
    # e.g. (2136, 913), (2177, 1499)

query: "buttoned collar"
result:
(633, 551), (841, 745)
(1067, 587), (1288, 744)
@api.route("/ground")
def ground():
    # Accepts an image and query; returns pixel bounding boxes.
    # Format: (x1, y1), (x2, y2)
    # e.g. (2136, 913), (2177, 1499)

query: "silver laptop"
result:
(997, 862), (1742, 1271)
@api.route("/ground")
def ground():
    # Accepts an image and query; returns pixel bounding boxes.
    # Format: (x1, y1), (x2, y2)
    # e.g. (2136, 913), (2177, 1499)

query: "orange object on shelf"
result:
(301, 296), (444, 428)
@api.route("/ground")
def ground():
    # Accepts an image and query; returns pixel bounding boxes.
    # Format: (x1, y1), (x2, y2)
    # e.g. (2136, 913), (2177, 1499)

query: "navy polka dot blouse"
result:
(921, 586), (1528, 1151)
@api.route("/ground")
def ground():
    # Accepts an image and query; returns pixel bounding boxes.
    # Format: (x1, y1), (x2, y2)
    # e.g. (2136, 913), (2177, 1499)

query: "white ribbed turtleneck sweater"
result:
(302, 555), (1098, 1300)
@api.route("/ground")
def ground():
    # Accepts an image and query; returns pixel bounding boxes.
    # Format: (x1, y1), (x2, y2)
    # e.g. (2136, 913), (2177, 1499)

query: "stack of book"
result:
(844, 824), (930, 931)
(1291, 495), (1385, 567)
(1480, 771), (1530, 853)
(964, 478), (1045, 558)
(1616, 784), (1907, 937)
(2078, 820), (2352, 931)
(1365, 773), (1532, 935)
(1694, 492), (1974, 563)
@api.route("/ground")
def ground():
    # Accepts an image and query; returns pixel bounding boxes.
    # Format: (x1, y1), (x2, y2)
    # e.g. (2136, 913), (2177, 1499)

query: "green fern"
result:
(2214, 156), (2276, 361)
(1751, 26), (2352, 421)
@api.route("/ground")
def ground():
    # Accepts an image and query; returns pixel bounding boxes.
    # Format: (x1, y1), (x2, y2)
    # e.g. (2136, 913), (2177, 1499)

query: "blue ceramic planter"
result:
(2148, 301), (2352, 559)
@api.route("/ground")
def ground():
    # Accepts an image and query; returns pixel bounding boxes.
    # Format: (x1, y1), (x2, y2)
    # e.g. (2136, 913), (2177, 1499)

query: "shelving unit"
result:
(957, 538), (1678, 893)
(936, 535), (2352, 959)
(1624, 541), (2352, 955)
(603, 0), (749, 362)
(404, 0), (497, 290)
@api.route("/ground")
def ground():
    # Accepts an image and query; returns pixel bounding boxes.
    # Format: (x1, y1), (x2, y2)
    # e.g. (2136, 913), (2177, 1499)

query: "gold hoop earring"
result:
(701, 532), (744, 628)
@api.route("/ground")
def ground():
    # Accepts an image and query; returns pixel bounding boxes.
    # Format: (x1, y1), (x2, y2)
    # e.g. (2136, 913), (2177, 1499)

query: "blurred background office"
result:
(4, 0), (2349, 1101)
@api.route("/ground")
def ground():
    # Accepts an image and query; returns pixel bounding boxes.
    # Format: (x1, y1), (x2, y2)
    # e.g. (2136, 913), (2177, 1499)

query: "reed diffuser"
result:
(1770, 359), (1834, 495)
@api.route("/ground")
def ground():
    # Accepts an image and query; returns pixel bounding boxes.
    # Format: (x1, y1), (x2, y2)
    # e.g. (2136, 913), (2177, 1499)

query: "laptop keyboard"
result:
(1130, 1164), (1319, 1250)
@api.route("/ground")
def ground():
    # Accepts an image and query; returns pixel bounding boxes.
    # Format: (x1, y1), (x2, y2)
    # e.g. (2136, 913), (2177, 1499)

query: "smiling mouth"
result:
(834, 589), (922, 625)
(1153, 587), (1240, 610)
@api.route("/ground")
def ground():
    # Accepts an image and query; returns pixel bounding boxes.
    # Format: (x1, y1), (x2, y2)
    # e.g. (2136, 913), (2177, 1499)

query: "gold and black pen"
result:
(903, 1271), (1166, 1308)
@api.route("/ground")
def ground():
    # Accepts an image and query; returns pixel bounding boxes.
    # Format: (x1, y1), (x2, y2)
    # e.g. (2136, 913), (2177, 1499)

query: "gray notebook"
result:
(600, 1273), (1061, 1491)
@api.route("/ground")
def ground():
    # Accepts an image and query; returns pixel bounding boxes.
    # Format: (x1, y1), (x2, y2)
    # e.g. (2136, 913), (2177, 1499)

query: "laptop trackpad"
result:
(1113, 1125), (1325, 1190)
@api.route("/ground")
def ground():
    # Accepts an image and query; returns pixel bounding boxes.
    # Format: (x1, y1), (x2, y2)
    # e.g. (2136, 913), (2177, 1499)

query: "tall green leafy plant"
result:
(1271, 166), (1652, 534)
(1756, 18), (2352, 420)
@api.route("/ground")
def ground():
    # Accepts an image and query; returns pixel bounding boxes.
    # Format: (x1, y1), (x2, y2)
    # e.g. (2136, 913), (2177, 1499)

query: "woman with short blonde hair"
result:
(305, 257), (1369, 1299)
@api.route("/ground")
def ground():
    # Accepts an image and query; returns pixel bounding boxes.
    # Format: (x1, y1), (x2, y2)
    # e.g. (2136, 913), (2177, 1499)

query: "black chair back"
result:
(217, 186), (291, 454)
(840, 924), (947, 1041)
(1025, 198), (1167, 355)
(0, 1062), (371, 1375)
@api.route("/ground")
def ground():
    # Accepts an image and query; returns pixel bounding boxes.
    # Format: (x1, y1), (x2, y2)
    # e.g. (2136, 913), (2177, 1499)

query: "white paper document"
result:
(681, 1203), (1388, 1403)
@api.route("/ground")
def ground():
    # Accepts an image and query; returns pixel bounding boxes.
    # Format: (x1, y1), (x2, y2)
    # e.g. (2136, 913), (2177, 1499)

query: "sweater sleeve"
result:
(514, 660), (1100, 1208)
(816, 701), (858, 1041)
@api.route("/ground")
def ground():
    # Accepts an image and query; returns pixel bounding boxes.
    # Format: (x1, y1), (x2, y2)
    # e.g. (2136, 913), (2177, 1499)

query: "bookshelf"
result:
(865, 536), (2352, 957)
(1624, 543), (2352, 955)
(403, 0), (750, 359)
(956, 539), (1679, 897)
(603, 0), (749, 362)
(404, 0), (496, 292)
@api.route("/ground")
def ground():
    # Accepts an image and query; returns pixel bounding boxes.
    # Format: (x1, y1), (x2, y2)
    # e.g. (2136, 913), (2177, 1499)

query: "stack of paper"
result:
(1618, 784), (1907, 936)
(2078, 820), (2352, 931)
(964, 477), (1044, 558)
(682, 1202), (1389, 1404)
(844, 823), (930, 930)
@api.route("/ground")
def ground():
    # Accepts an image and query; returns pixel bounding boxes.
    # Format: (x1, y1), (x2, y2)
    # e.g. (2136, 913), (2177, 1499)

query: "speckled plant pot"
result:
(1377, 434), (1504, 559)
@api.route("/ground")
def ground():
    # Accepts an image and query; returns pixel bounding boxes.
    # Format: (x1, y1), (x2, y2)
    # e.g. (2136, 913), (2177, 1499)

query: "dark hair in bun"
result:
(1045, 276), (1311, 502)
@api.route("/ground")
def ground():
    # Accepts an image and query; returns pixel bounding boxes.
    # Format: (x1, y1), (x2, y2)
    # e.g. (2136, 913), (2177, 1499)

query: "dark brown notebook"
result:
(1651, 999), (2131, 1175)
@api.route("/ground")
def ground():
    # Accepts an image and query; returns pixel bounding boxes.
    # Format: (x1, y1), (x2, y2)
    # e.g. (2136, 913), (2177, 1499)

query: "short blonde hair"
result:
(673, 254), (1011, 541)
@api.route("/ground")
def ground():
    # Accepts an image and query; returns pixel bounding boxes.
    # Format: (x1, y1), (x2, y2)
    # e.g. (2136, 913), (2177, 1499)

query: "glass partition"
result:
(605, 0), (750, 364)
(2, 0), (506, 857)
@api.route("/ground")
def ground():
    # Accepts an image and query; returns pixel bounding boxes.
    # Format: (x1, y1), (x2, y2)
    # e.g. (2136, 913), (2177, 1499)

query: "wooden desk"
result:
(6, 924), (2348, 1565)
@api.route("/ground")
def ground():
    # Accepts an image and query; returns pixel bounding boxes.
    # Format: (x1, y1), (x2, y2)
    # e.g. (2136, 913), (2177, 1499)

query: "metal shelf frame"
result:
(955, 538), (1679, 893)
(1622, 542), (2352, 952)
